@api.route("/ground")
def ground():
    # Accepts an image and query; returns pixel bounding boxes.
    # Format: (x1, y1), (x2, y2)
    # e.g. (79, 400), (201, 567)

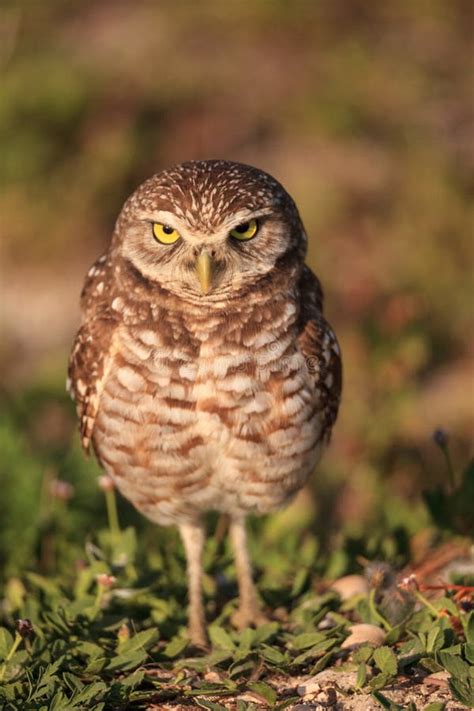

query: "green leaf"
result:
(353, 644), (374, 664)
(369, 672), (393, 692)
(290, 631), (326, 650)
(438, 651), (469, 680)
(111, 525), (138, 567)
(465, 642), (474, 665)
(291, 568), (309, 597)
(356, 662), (367, 689)
(196, 701), (228, 711)
(83, 656), (108, 675)
(228, 658), (255, 678)
(449, 676), (474, 707)
(72, 681), (108, 705)
(209, 625), (235, 651)
(372, 689), (404, 709)
(465, 611), (474, 645)
(426, 625), (443, 654)
(26, 572), (61, 595)
(253, 623), (279, 644)
(311, 651), (333, 673)
(292, 637), (337, 665)
(48, 691), (70, 710)
(259, 644), (287, 664)
(422, 703), (446, 711)
(29, 659), (63, 700)
(106, 648), (147, 672)
(418, 656), (443, 673)
(176, 650), (233, 671)
(373, 646), (397, 676)
(0, 681), (22, 702)
(440, 643), (462, 655)
(75, 641), (105, 658)
(0, 628), (14, 661)
(247, 681), (277, 706)
(118, 627), (159, 654)
(119, 669), (145, 688)
(238, 627), (256, 652)
(42, 610), (70, 635)
(162, 635), (188, 658)
(62, 671), (84, 692)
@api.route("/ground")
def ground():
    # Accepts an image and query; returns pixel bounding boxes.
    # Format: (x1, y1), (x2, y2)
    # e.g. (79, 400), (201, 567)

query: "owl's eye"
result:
(152, 223), (180, 244)
(229, 218), (258, 241)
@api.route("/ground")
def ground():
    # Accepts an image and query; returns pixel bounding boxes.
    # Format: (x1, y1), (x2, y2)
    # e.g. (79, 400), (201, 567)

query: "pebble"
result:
(340, 623), (386, 649)
(330, 574), (370, 600)
(298, 669), (358, 697)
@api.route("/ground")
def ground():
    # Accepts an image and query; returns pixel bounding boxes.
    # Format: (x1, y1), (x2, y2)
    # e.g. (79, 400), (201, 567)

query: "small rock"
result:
(330, 574), (370, 600)
(315, 686), (338, 706)
(203, 670), (221, 683)
(341, 623), (385, 649)
(298, 669), (357, 697)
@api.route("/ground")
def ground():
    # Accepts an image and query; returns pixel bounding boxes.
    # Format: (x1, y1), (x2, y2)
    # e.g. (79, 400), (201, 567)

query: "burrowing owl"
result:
(68, 160), (342, 645)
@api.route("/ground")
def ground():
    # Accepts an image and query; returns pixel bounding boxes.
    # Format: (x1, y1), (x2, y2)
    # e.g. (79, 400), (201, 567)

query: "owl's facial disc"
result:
(118, 159), (305, 300)
(120, 207), (293, 299)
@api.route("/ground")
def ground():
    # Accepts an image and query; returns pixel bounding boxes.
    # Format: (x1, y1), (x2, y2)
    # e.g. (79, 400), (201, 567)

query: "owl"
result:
(68, 160), (342, 646)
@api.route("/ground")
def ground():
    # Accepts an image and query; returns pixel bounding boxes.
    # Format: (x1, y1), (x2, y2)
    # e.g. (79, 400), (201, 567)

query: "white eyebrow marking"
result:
(220, 207), (274, 231)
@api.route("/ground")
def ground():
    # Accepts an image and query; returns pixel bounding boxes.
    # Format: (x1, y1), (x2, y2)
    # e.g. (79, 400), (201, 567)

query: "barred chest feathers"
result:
(93, 291), (325, 525)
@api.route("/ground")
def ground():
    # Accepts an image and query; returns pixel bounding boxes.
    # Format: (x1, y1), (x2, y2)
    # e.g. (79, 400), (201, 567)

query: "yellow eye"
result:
(230, 218), (258, 241)
(152, 223), (180, 244)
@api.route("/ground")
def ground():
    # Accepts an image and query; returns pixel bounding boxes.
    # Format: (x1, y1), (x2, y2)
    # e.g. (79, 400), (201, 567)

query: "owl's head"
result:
(114, 160), (306, 301)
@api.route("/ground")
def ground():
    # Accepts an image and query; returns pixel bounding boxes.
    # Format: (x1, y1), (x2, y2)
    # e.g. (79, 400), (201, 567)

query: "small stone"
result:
(330, 574), (369, 600)
(314, 687), (337, 706)
(318, 614), (337, 630)
(298, 670), (357, 697)
(203, 670), (221, 683)
(341, 623), (385, 649)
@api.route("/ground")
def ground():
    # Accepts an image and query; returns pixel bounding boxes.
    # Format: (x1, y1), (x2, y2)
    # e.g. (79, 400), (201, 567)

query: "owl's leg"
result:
(229, 517), (268, 629)
(179, 520), (208, 647)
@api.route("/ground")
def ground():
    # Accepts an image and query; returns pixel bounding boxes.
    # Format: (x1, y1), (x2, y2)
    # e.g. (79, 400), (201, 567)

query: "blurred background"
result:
(0, 1), (472, 580)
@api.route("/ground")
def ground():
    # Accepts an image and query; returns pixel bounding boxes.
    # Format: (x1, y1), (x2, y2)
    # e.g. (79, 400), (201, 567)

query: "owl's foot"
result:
(231, 602), (270, 630)
(188, 621), (209, 650)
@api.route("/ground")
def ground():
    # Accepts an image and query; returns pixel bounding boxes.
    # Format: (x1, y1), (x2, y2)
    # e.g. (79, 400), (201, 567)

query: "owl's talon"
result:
(188, 625), (209, 650)
(231, 604), (270, 630)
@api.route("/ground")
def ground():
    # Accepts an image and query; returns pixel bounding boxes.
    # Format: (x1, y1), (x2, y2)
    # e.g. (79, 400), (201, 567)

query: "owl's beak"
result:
(196, 250), (212, 295)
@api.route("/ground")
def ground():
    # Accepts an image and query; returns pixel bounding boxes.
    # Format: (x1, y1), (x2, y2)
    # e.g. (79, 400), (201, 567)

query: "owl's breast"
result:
(191, 333), (325, 514)
(93, 319), (325, 523)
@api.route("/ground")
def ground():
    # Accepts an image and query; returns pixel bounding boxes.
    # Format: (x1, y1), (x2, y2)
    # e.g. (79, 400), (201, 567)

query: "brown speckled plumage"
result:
(68, 160), (341, 644)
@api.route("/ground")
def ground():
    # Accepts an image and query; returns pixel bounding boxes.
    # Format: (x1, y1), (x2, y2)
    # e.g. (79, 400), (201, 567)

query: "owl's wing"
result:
(67, 255), (118, 452)
(297, 266), (342, 442)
